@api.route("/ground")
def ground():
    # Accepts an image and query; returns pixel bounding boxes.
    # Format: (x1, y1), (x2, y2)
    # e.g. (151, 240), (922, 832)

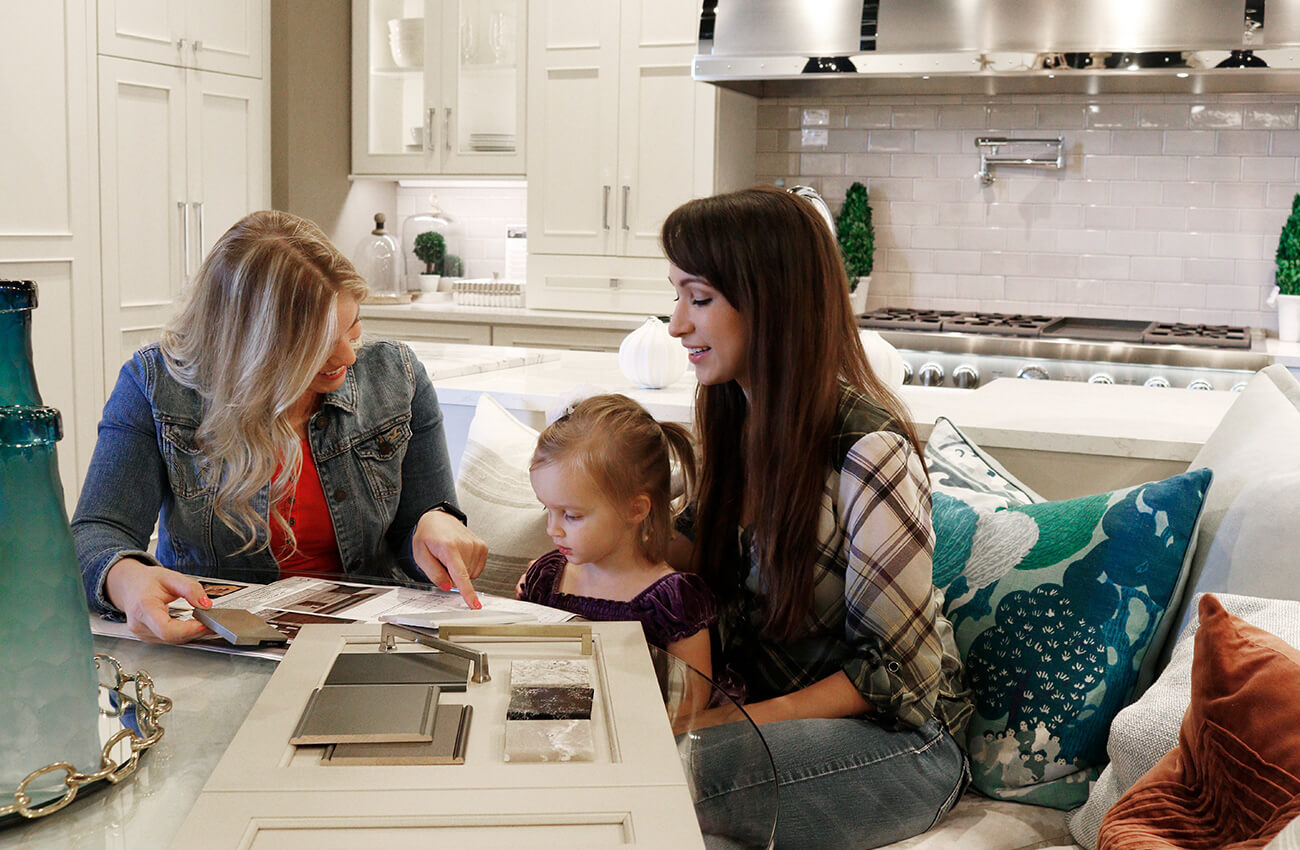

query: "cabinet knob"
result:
(609, 278), (620, 290)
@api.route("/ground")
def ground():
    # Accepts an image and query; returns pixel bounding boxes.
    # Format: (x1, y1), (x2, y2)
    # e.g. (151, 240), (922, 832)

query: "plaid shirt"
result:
(718, 387), (972, 741)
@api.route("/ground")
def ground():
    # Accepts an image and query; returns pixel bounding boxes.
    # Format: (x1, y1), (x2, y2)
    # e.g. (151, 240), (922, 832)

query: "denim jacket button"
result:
(333, 487), (348, 501)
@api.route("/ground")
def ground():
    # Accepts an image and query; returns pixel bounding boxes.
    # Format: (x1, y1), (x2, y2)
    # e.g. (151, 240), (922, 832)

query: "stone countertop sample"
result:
(425, 347), (1238, 462)
(361, 301), (656, 331)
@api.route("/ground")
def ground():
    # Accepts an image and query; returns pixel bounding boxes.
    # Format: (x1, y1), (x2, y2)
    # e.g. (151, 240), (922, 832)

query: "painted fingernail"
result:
(200, 596), (212, 607)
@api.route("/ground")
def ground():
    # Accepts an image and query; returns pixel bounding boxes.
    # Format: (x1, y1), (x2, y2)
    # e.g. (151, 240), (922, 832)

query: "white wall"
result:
(759, 92), (1300, 331)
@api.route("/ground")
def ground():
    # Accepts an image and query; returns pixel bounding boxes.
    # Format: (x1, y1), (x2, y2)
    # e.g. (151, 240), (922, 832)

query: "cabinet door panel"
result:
(352, 0), (439, 175)
(526, 0), (618, 255)
(441, 0), (526, 175)
(188, 70), (268, 259)
(186, 0), (265, 77)
(618, 0), (702, 259)
(98, 0), (187, 66)
(98, 57), (188, 383)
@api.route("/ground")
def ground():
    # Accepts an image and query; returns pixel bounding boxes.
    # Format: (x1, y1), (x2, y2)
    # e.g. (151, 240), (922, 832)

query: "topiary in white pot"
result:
(837, 181), (874, 315)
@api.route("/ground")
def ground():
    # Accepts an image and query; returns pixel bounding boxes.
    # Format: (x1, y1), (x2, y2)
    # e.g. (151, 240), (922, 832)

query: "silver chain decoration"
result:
(1, 654), (172, 819)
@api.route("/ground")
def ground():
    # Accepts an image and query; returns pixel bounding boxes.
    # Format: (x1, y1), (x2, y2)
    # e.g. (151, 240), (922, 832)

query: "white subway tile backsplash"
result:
(1216, 131), (1271, 156)
(1163, 130), (1218, 155)
(758, 93), (1300, 327)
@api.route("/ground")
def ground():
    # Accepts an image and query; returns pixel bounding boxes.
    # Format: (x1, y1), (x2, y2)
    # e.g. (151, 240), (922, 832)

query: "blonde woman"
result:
(73, 211), (486, 643)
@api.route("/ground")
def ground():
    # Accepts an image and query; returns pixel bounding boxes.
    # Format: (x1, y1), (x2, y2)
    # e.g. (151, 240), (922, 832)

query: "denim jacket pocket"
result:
(353, 419), (412, 501)
(160, 422), (215, 500)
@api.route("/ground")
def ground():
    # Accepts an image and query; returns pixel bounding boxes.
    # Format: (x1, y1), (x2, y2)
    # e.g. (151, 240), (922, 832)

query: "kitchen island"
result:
(416, 342), (1239, 500)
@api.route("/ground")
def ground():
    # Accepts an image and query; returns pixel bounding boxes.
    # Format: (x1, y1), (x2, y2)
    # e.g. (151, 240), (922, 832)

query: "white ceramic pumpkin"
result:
(618, 317), (688, 389)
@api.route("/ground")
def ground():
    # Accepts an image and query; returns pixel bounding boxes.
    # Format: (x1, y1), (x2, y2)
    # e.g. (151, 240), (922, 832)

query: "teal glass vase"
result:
(0, 280), (102, 803)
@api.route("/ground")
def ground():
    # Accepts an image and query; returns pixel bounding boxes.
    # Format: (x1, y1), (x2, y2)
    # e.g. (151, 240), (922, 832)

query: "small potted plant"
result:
(413, 231), (446, 294)
(1272, 193), (1300, 342)
(837, 181), (874, 314)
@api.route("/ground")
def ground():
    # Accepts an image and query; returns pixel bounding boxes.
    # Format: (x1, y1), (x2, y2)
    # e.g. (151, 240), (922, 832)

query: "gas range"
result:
(858, 309), (1272, 391)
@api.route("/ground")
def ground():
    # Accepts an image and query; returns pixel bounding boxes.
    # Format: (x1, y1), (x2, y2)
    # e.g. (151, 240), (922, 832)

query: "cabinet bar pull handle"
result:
(621, 185), (630, 231)
(192, 40), (202, 53)
(602, 185), (611, 230)
(444, 108), (452, 152)
(426, 107), (436, 152)
(178, 201), (191, 277)
(176, 38), (187, 50)
(192, 201), (205, 255)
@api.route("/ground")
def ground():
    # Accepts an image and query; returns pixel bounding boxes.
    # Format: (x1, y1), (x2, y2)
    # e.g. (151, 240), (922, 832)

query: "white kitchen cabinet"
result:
(97, 55), (268, 385)
(525, 0), (756, 313)
(98, 0), (265, 78)
(352, 0), (527, 177)
(363, 315), (493, 344)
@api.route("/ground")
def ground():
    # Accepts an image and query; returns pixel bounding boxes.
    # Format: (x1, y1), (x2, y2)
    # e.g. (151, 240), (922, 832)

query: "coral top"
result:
(519, 550), (717, 649)
(270, 439), (343, 579)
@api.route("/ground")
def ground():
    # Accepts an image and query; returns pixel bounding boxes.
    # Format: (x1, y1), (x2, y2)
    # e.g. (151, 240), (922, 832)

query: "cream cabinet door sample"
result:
(173, 622), (705, 848)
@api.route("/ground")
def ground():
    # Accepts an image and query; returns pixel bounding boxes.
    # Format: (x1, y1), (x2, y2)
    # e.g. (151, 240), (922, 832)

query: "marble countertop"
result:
(403, 341), (560, 379)
(425, 347), (1239, 462)
(362, 301), (654, 331)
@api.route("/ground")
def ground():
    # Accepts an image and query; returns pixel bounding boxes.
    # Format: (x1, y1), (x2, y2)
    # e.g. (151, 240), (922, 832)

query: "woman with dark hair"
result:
(663, 186), (971, 849)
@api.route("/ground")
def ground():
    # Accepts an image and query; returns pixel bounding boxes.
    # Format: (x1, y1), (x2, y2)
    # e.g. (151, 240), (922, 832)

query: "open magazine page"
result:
(90, 575), (575, 661)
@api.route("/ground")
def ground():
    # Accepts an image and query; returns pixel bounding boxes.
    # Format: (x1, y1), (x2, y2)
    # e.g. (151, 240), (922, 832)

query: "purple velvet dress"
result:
(519, 550), (718, 650)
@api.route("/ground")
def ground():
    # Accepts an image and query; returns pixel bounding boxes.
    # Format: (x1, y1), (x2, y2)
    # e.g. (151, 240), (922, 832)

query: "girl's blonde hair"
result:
(159, 210), (368, 550)
(530, 394), (696, 564)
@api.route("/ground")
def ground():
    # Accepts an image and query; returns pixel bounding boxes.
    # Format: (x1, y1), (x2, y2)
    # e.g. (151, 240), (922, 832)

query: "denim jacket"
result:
(72, 340), (460, 614)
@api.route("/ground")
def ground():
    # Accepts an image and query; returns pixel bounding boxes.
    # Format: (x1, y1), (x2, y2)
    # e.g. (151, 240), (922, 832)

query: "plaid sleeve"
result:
(836, 431), (946, 730)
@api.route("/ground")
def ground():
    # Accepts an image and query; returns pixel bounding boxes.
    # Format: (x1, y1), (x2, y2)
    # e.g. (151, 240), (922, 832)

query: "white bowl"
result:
(389, 34), (423, 68)
(387, 17), (423, 36)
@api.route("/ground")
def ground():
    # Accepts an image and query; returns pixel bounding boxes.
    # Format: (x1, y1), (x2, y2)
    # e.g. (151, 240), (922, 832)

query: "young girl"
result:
(662, 186), (972, 850)
(516, 394), (716, 679)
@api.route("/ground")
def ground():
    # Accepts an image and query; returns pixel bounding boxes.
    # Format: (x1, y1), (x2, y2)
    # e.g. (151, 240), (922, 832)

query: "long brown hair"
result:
(661, 185), (923, 640)
(531, 394), (696, 563)
(160, 210), (368, 550)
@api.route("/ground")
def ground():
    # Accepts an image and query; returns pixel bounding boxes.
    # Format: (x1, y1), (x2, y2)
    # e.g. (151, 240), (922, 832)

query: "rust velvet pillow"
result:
(1097, 594), (1300, 849)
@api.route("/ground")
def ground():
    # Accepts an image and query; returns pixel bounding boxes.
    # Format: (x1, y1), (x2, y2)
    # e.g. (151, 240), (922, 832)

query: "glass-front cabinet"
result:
(352, 0), (525, 176)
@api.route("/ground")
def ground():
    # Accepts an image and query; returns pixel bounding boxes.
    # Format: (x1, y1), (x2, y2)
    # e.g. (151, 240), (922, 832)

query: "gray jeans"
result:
(688, 716), (969, 850)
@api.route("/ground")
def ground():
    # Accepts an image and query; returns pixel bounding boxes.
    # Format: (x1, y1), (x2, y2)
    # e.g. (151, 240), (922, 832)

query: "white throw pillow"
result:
(1171, 364), (1300, 635)
(454, 394), (552, 598)
(1068, 592), (1300, 850)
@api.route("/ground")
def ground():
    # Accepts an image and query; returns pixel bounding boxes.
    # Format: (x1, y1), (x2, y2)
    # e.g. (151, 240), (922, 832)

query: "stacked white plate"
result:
(469, 133), (515, 152)
(387, 17), (423, 68)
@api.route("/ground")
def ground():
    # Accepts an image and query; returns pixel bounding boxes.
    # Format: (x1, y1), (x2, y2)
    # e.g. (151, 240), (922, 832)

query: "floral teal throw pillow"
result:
(931, 467), (1212, 809)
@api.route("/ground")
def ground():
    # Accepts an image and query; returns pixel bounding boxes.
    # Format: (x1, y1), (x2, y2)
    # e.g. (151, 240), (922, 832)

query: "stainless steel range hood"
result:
(694, 0), (1300, 97)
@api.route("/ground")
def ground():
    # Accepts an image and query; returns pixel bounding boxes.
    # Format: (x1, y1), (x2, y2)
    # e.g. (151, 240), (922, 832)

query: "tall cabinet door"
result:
(526, 0), (620, 256)
(187, 69), (268, 259)
(98, 0), (189, 66)
(186, 0), (266, 77)
(617, 0), (712, 259)
(97, 56), (189, 380)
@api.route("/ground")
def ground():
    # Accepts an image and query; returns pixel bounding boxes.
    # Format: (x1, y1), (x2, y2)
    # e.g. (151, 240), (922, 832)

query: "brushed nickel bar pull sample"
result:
(602, 185), (611, 229)
(178, 201), (191, 276)
(974, 135), (1064, 186)
(379, 623), (491, 683)
(621, 185), (630, 231)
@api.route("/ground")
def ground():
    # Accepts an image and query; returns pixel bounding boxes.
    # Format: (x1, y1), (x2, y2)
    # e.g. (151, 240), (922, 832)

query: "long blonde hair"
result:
(531, 394), (696, 564)
(159, 210), (368, 550)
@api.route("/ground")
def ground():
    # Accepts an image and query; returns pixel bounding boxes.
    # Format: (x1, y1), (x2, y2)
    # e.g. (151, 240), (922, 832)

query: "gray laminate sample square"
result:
(322, 704), (472, 765)
(289, 684), (438, 745)
(324, 652), (471, 691)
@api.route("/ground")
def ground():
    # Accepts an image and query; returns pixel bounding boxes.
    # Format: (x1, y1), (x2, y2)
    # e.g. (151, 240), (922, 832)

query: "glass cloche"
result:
(353, 213), (406, 303)
(401, 195), (465, 295)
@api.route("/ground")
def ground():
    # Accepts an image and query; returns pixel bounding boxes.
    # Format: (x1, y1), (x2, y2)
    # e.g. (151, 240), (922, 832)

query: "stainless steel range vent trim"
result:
(695, 0), (1300, 96)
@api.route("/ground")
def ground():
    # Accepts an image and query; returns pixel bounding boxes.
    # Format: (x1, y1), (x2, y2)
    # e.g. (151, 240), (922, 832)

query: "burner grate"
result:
(857, 308), (960, 332)
(1142, 322), (1252, 349)
(941, 313), (1058, 337)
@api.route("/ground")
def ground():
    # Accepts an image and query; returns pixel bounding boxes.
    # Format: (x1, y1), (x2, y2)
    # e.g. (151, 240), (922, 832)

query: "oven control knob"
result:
(1017, 364), (1050, 381)
(902, 361), (914, 385)
(1230, 381), (1248, 393)
(917, 362), (945, 387)
(1144, 376), (1170, 388)
(1187, 379), (1214, 391)
(952, 364), (980, 389)
(1088, 372), (1114, 385)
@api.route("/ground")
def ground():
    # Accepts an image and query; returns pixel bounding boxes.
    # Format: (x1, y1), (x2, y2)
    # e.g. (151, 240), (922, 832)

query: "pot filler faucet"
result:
(787, 184), (837, 238)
